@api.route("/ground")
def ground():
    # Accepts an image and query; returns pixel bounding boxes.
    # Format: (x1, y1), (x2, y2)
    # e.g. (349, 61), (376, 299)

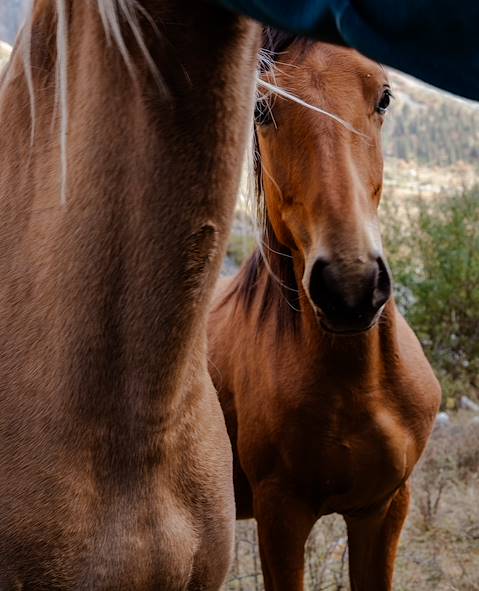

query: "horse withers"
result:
(208, 34), (441, 591)
(0, 1), (260, 589)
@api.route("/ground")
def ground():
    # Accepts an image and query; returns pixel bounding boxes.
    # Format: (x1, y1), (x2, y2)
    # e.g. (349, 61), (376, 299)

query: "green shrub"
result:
(382, 186), (479, 406)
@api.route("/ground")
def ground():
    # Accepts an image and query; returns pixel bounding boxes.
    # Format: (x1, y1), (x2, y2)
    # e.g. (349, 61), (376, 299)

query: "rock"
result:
(460, 395), (479, 413)
(435, 412), (450, 426)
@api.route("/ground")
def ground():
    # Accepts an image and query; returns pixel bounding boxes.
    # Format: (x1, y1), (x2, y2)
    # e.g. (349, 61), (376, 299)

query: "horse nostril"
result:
(373, 256), (392, 310)
(308, 255), (392, 331)
(308, 258), (333, 312)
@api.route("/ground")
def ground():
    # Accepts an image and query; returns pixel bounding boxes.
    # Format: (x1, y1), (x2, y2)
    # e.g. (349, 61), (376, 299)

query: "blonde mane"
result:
(1, 0), (163, 204)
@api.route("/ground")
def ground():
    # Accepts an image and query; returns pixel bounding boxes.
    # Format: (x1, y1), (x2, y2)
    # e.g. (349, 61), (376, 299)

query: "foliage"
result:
(226, 186), (479, 407)
(226, 233), (256, 268)
(381, 185), (479, 406)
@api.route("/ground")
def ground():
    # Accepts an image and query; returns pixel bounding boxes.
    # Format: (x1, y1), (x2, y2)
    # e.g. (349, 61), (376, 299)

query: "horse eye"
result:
(376, 89), (392, 115)
(254, 100), (273, 126)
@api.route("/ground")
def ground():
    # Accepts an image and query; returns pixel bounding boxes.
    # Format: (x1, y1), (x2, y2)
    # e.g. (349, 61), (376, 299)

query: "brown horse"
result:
(0, 1), (260, 589)
(208, 32), (441, 591)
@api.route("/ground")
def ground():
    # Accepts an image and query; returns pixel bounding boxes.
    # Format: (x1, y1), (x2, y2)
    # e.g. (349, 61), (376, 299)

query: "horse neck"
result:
(0, 2), (260, 416)
(232, 218), (302, 333)
(238, 217), (399, 380)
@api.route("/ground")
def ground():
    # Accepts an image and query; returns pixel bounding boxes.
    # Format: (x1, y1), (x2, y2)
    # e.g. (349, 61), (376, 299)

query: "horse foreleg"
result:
(344, 481), (411, 591)
(253, 481), (315, 591)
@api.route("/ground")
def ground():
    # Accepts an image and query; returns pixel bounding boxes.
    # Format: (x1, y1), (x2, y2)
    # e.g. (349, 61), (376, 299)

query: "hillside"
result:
(1, 0), (478, 194)
(383, 70), (479, 168)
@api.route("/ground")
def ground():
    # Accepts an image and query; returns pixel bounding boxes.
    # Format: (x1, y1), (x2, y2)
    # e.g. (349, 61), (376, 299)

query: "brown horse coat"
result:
(0, 1), (260, 589)
(208, 36), (441, 591)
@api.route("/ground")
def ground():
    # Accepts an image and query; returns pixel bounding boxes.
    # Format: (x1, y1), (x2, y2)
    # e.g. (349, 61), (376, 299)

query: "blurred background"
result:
(1, 2), (478, 589)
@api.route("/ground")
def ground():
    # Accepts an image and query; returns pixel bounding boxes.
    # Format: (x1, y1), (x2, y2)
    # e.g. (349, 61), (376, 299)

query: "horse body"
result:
(208, 37), (441, 590)
(0, 1), (260, 588)
(211, 291), (438, 512)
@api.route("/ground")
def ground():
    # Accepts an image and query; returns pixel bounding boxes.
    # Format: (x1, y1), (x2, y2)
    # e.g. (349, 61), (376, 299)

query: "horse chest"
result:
(281, 402), (412, 512)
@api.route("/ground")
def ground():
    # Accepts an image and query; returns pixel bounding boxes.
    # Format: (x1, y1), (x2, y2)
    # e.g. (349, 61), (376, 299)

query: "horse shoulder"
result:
(388, 309), (441, 452)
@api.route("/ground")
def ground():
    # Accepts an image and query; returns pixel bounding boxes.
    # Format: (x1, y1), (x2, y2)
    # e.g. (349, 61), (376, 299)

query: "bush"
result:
(226, 186), (479, 408)
(381, 185), (479, 407)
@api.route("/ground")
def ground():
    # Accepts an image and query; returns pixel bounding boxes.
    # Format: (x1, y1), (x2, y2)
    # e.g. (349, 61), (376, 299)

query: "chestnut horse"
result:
(0, 1), (260, 589)
(208, 33), (441, 591)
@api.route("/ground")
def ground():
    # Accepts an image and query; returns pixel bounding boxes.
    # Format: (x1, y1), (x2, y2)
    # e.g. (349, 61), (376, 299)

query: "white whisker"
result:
(260, 241), (294, 260)
(260, 160), (282, 195)
(55, 0), (69, 206)
(271, 59), (301, 70)
(21, 2), (35, 146)
(98, 0), (136, 78)
(256, 78), (368, 138)
(118, 0), (166, 93)
(245, 42), (367, 312)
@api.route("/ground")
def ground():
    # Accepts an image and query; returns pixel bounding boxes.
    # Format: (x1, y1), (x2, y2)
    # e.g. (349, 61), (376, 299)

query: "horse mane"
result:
(220, 29), (308, 334)
(0, 0), (163, 204)
(260, 28), (312, 65)
(232, 218), (302, 334)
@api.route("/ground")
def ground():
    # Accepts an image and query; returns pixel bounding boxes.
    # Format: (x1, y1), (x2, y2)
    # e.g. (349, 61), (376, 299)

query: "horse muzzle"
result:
(307, 255), (392, 334)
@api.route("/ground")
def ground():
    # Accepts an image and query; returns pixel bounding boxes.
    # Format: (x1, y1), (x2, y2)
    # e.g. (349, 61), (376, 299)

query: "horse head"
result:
(256, 41), (393, 334)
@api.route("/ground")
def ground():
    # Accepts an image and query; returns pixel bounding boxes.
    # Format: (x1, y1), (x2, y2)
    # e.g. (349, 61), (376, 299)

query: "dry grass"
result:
(224, 412), (479, 590)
